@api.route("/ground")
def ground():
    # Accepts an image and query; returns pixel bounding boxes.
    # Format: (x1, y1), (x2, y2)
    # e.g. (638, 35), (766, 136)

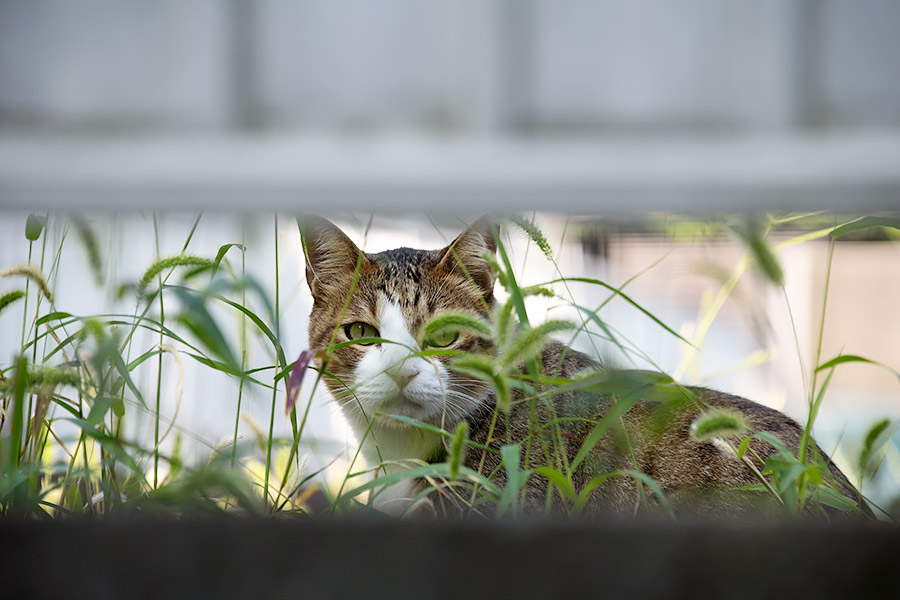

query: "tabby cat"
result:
(302, 215), (868, 519)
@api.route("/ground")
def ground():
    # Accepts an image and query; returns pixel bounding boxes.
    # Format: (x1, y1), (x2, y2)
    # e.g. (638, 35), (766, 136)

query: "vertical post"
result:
(790, 0), (822, 129)
(227, 0), (261, 130)
(758, 0), (821, 130)
(464, 0), (535, 134)
(495, 0), (536, 132)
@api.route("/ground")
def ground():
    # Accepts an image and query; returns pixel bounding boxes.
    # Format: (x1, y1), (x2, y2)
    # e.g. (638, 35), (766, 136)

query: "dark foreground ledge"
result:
(2, 518), (898, 599)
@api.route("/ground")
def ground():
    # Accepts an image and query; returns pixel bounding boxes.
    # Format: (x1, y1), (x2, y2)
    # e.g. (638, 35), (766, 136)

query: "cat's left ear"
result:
(435, 216), (498, 297)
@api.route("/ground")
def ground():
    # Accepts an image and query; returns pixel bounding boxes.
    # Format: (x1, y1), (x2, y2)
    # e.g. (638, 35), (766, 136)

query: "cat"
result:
(302, 215), (869, 519)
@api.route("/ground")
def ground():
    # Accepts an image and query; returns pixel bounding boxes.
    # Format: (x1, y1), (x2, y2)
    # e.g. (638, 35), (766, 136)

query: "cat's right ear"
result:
(300, 215), (370, 298)
(435, 216), (499, 298)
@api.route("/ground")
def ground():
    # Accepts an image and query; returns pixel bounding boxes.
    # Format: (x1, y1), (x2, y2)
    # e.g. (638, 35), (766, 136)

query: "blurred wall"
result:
(2, 0), (899, 134)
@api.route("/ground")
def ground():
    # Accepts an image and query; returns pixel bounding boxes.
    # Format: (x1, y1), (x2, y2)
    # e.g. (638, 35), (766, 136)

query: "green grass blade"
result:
(35, 311), (74, 326)
(496, 444), (531, 518)
(171, 287), (240, 374)
(72, 216), (104, 285)
(569, 395), (639, 472)
(816, 354), (900, 380)
(575, 470), (672, 517)
(548, 277), (692, 346)
(338, 463), (498, 503)
(211, 243), (246, 276)
(831, 216), (900, 238)
(533, 466), (576, 500)
(730, 217), (784, 286)
(495, 232), (530, 328)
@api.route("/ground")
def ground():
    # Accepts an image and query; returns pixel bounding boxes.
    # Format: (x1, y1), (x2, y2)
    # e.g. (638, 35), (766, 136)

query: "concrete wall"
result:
(2, 519), (899, 599)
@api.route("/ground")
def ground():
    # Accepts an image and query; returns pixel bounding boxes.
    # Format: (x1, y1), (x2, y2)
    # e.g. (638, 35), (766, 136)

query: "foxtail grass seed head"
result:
(79, 317), (107, 343)
(449, 421), (468, 480)
(0, 365), (80, 395)
(690, 409), (749, 442)
(28, 365), (82, 390)
(511, 216), (554, 263)
(421, 312), (492, 347)
(519, 285), (555, 298)
(72, 216), (104, 285)
(859, 418), (893, 480)
(484, 254), (509, 289)
(1, 266), (53, 302)
(500, 319), (576, 368)
(495, 299), (515, 348)
(138, 255), (214, 297)
(0, 289), (26, 316)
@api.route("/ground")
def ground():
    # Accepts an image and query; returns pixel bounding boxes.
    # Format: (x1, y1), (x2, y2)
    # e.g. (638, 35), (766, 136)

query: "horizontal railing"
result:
(1, 132), (899, 213)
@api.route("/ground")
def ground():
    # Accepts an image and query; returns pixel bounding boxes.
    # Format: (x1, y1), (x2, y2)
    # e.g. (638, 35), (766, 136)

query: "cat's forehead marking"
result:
(368, 247), (440, 305)
(362, 246), (451, 338)
(370, 247), (439, 272)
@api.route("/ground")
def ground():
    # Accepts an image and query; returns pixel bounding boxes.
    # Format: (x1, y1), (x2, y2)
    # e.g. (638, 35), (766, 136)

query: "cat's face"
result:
(302, 217), (497, 433)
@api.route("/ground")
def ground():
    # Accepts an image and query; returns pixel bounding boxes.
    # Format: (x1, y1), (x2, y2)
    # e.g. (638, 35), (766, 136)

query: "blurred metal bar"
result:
(1, 133), (898, 213)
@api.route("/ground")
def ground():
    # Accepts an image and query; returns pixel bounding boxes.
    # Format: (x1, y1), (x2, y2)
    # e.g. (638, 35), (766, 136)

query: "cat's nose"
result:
(387, 361), (420, 387)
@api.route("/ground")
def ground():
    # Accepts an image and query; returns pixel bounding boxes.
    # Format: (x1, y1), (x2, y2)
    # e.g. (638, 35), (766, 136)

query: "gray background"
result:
(1, 0), (899, 212)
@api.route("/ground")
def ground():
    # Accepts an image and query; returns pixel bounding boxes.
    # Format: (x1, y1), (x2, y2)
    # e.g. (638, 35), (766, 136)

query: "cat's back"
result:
(465, 341), (866, 518)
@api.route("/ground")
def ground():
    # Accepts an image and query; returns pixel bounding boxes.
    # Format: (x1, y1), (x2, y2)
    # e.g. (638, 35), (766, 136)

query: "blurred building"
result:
(0, 1), (899, 212)
(2, 1), (900, 133)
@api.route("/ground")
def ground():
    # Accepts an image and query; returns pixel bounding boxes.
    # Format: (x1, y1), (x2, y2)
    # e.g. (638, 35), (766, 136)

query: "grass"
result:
(0, 211), (898, 519)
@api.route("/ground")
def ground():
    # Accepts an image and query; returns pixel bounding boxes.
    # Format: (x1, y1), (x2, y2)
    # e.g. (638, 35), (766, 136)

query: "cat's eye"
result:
(424, 330), (459, 348)
(344, 322), (379, 344)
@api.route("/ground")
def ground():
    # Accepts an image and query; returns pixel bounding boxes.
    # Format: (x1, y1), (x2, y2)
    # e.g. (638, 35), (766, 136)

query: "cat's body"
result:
(302, 216), (867, 519)
(464, 341), (857, 518)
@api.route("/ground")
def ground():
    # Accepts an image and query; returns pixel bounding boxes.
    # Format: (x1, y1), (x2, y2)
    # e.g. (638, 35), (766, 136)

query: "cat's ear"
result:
(436, 216), (498, 297)
(300, 215), (371, 298)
